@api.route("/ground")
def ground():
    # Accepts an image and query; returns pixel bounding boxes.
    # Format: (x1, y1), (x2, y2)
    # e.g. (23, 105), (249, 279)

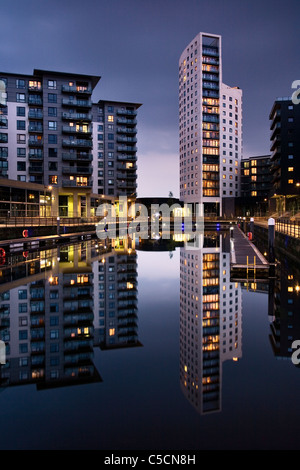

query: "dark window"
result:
(17, 120), (26, 130)
(17, 107), (26, 117)
(48, 93), (57, 103)
(49, 148), (57, 158)
(17, 161), (26, 171)
(48, 134), (57, 144)
(48, 107), (57, 116)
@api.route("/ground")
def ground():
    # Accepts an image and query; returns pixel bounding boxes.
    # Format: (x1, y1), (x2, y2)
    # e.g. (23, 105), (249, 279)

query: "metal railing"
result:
(0, 216), (100, 227)
(275, 219), (300, 239)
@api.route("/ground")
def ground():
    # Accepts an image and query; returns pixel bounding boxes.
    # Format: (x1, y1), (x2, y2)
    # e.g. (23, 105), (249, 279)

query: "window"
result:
(17, 148), (26, 157)
(48, 80), (57, 89)
(288, 167), (294, 172)
(108, 133), (114, 140)
(17, 134), (26, 144)
(17, 120), (26, 130)
(18, 303), (28, 313)
(48, 175), (57, 185)
(17, 106), (26, 116)
(48, 162), (57, 171)
(16, 79), (25, 89)
(288, 179), (294, 184)
(17, 162), (26, 171)
(48, 93), (57, 103)
(48, 107), (57, 116)
(16, 93), (26, 102)
(108, 115), (114, 122)
(48, 134), (57, 144)
(48, 121), (57, 130)
(49, 148), (57, 158)
(18, 289), (27, 299)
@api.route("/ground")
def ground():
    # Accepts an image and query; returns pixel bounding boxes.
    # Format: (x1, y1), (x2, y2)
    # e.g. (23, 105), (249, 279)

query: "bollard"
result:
(250, 217), (254, 240)
(268, 217), (275, 264)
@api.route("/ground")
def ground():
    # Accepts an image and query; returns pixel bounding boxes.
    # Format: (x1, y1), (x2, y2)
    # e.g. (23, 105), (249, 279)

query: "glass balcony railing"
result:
(62, 99), (92, 108)
(62, 85), (92, 94)
(117, 109), (137, 116)
(62, 139), (92, 148)
(62, 152), (92, 161)
(28, 110), (43, 119)
(62, 112), (92, 121)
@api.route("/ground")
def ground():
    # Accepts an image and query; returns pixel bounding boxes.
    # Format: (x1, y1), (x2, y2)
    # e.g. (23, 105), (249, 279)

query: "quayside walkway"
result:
(230, 225), (270, 279)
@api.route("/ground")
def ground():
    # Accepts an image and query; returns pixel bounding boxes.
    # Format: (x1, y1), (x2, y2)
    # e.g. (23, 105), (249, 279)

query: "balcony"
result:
(270, 134), (281, 152)
(28, 96), (43, 106)
(62, 152), (92, 161)
(62, 112), (92, 121)
(202, 46), (219, 57)
(62, 85), (92, 95)
(29, 165), (43, 174)
(117, 154), (137, 161)
(62, 125), (92, 135)
(28, 109), (43, 119)
(271, 147), (281, 160)
(28, 137), (43, 147)
(117, 163), (137, 171)
(117, 127), (137, 134)
(28, 123), (43, 133)
(62, 179), (92, 188)
(117, 172), (136, 180)
(62, 138), (92, 148)
(270, 122), (281, 140)
(62, 98), (92, 108)
(117, 180), (137, 189)
(117, 145), (137, 153)
(202, 73), (219, 82)
(117, 136), (137, 144)
(0, 117), (8, 127)
(116, 117), (137, 126)
(117, 108), (137, 116)
(62, 166), (93, 175)
(28, 86), (42, 94)
(28, 153), (43, 161)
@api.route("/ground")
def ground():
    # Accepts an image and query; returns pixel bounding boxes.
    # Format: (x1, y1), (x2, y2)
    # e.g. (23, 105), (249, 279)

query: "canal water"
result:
(0, 233), (300, 450)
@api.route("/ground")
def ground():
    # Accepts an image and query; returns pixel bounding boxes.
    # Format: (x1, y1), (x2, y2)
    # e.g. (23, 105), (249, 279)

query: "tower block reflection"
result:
(179, 233), (242, 414)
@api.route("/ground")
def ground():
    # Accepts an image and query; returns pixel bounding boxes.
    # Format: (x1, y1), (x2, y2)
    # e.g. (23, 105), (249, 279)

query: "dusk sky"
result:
(1, 0), (299, 198)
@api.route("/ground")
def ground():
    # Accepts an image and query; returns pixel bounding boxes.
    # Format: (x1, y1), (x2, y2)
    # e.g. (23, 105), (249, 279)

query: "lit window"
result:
(109, 328), (115, 336)
(288, 179), (294, 184)
(288, 167), (294, 172)
(108, 115), (114, 122)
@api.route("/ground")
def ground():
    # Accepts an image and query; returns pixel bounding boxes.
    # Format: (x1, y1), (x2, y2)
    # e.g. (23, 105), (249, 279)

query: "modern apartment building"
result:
(179, 233), (242, 414)
(0, 238), (141, 389)
(92, 100), (140, 199)
(179, 32), (243, 217)
(269, 97), (300, 214)
(239, 155), (272, 216)
(0, 69), (140, 215)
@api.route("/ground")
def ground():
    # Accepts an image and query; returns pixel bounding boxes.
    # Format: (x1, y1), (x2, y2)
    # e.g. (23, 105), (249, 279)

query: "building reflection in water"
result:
(268, 261), (300, 361)
(0, 237), (140, 391)
(179, 232), (242, 414)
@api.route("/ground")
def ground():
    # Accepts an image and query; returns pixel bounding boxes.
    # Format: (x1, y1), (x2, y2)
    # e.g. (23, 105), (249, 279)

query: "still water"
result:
(0, 233), (300, 450)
